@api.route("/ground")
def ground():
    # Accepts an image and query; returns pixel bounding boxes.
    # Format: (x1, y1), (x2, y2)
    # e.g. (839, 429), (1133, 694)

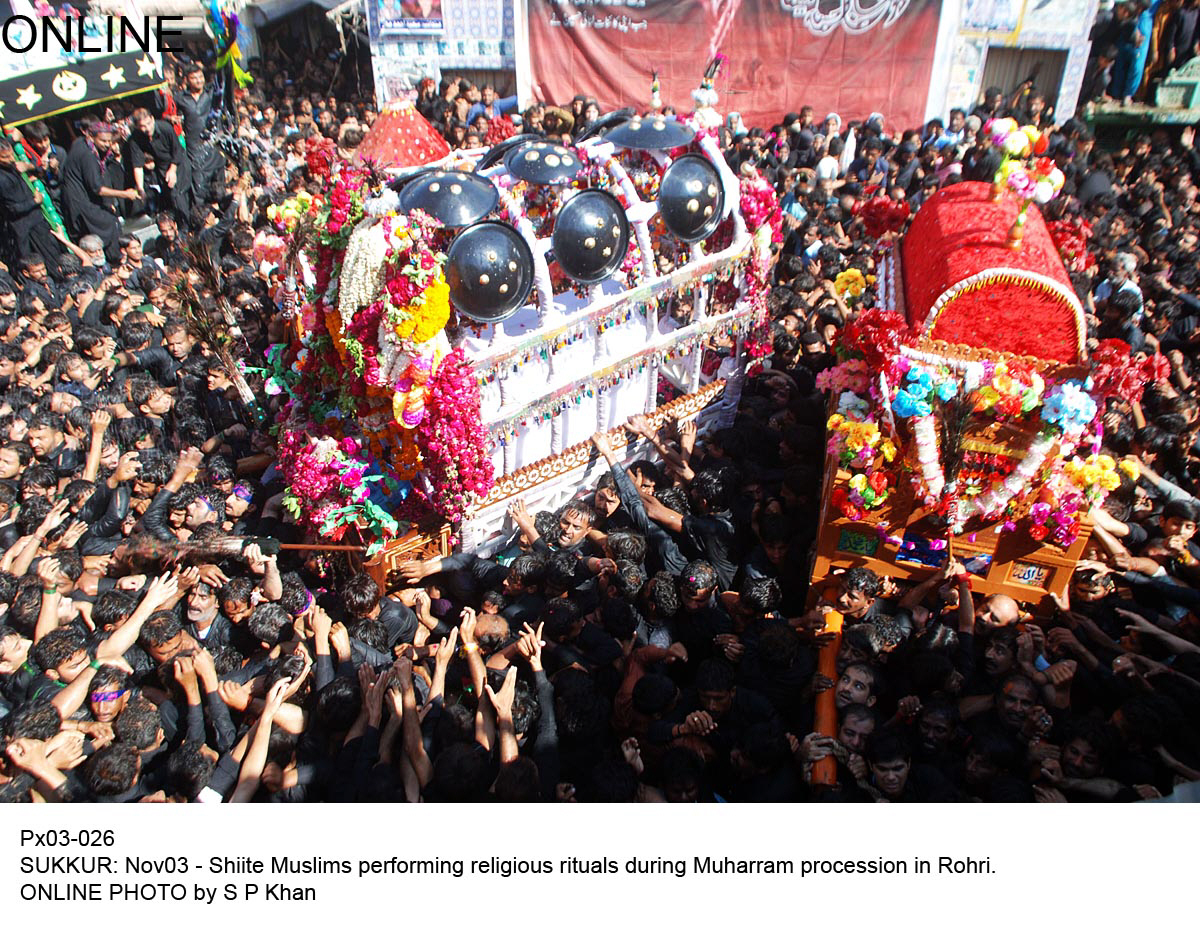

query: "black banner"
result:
(0, 51), (165, 126)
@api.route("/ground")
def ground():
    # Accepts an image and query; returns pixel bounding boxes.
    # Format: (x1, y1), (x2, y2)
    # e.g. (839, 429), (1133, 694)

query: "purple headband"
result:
(291, 590), (315, 617)
(232, 484), (254, 502)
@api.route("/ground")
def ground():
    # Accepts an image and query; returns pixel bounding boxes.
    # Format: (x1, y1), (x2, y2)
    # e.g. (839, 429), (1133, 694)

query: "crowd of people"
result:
(0, 36), (1199, 803)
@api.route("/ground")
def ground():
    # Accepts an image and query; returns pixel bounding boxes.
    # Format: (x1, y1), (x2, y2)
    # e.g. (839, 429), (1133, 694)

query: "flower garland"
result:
(485, 115), (517, 145)
(1089, 338), (1167, 405)
(739, 174), (783, 244)
(826, 413), (896, 470)
(816, 359), (872, 395)
(305, 135), (336, 180)
(392, 278), (451, 344)
(412, 349), (495, 523)
(1063, 453), (1121, 503)
(276, 430), (403, 551)
(855, 193), (910, 239)
(840, 309), (912, 379)
(831, 470), (893, 520)
(268, 191), (319, 233)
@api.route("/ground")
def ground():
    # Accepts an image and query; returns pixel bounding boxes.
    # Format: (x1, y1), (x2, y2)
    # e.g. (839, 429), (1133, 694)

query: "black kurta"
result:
(176, 84), (224, 205)
(0, 165), (64, 280)
(62, 137), (121, 262)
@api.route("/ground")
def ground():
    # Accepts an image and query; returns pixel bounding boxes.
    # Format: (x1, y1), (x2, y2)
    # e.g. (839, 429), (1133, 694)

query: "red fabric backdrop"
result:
(526, 0), (942, 130)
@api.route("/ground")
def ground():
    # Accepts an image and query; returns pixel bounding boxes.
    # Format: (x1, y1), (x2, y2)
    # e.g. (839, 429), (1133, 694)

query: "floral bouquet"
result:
(268, 191), (319, 234)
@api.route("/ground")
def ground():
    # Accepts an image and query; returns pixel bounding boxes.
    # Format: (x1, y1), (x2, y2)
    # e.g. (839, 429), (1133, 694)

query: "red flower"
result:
(1028, 523), (1048, 541)
(855, 194), (910, 239)
(1091, 338), (1155, 404)
(868, 472), (888, 494)
(841, 309), (912, 375)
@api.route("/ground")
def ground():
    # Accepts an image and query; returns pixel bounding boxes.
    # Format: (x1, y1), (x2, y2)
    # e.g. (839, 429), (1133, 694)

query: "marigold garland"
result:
(392, 278), (451, 344)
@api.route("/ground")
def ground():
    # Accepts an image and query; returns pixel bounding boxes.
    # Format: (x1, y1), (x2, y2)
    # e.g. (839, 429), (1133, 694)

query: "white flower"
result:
(364, 191), (401, 216)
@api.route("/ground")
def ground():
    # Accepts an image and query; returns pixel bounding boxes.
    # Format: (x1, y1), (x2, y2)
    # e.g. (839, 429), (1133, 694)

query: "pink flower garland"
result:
(740, 175), (783, 244)
(413, 348), (495, 523)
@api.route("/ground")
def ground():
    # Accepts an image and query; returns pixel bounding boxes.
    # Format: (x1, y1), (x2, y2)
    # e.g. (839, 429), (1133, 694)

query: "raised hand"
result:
(621, 737), (644, 775)
(681, 709), (715, 736)
(590, 430), (614, 459)
(1044, 660), (1078, 687)
(458, 606), (478, 644)
(516, 623), (544, 672)
(434, 627), (459, 668)
(177, 446), (204, 474)
(484, 666), (517, 720)
(39, 498), (71, 536)
(44, 731), (86, 771)
(678, 417), (697, 453)
(192, 648), (218, 689)
(36, 556), (61, 589)
(263, 677), (291, 718)
(196, 564), (230, 589)
(395, 559), (428, 585)
(113, 451), (141, 483)
(798, 732), (837, 763)
(58, 520), (88, 549)
(143, 572), (181, 609)
(172, 655), (199, 699)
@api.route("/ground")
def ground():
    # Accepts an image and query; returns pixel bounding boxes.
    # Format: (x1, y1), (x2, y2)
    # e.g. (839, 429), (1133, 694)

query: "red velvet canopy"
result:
(358, 100), (450, 170)
(901, 181), (1084, 366)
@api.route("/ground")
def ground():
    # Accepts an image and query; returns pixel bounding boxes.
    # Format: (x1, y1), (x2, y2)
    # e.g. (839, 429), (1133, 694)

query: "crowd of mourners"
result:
(2, 29), (1200, 802)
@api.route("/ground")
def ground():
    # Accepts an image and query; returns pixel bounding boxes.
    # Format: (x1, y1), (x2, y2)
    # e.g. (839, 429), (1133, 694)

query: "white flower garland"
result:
(337, 219), (391, 321)
(954, 430), (1058, 530)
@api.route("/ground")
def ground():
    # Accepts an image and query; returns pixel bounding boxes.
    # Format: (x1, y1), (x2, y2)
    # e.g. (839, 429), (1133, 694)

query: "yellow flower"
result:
(975, 387), (1000, 410)
(1118, 458), (1140, 480)
(849, 474), (868, 491)
(1097, 455), (1116, 471)
(834, 268), (867, 299)
(393, 277), (451, 344)
(880, 440), (897, 462)
(827, 413), (846, 431)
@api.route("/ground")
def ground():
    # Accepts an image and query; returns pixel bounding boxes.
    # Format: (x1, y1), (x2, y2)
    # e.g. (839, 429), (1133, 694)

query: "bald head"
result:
(977, 594), (1020, 632)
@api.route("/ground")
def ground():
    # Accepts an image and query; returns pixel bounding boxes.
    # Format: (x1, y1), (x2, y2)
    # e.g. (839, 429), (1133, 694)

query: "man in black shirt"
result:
(143, 212), (186, 268)
(27, 411), (82, 478)
(0, 140), (65, 282)
(18, 253), (67, 312)
(175, 62), (225, 206)
(129, 108), (191, 221)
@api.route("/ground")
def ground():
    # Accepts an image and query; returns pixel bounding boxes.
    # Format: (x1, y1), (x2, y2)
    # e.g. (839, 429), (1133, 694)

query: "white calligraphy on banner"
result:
(778, 0), (913, 35)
